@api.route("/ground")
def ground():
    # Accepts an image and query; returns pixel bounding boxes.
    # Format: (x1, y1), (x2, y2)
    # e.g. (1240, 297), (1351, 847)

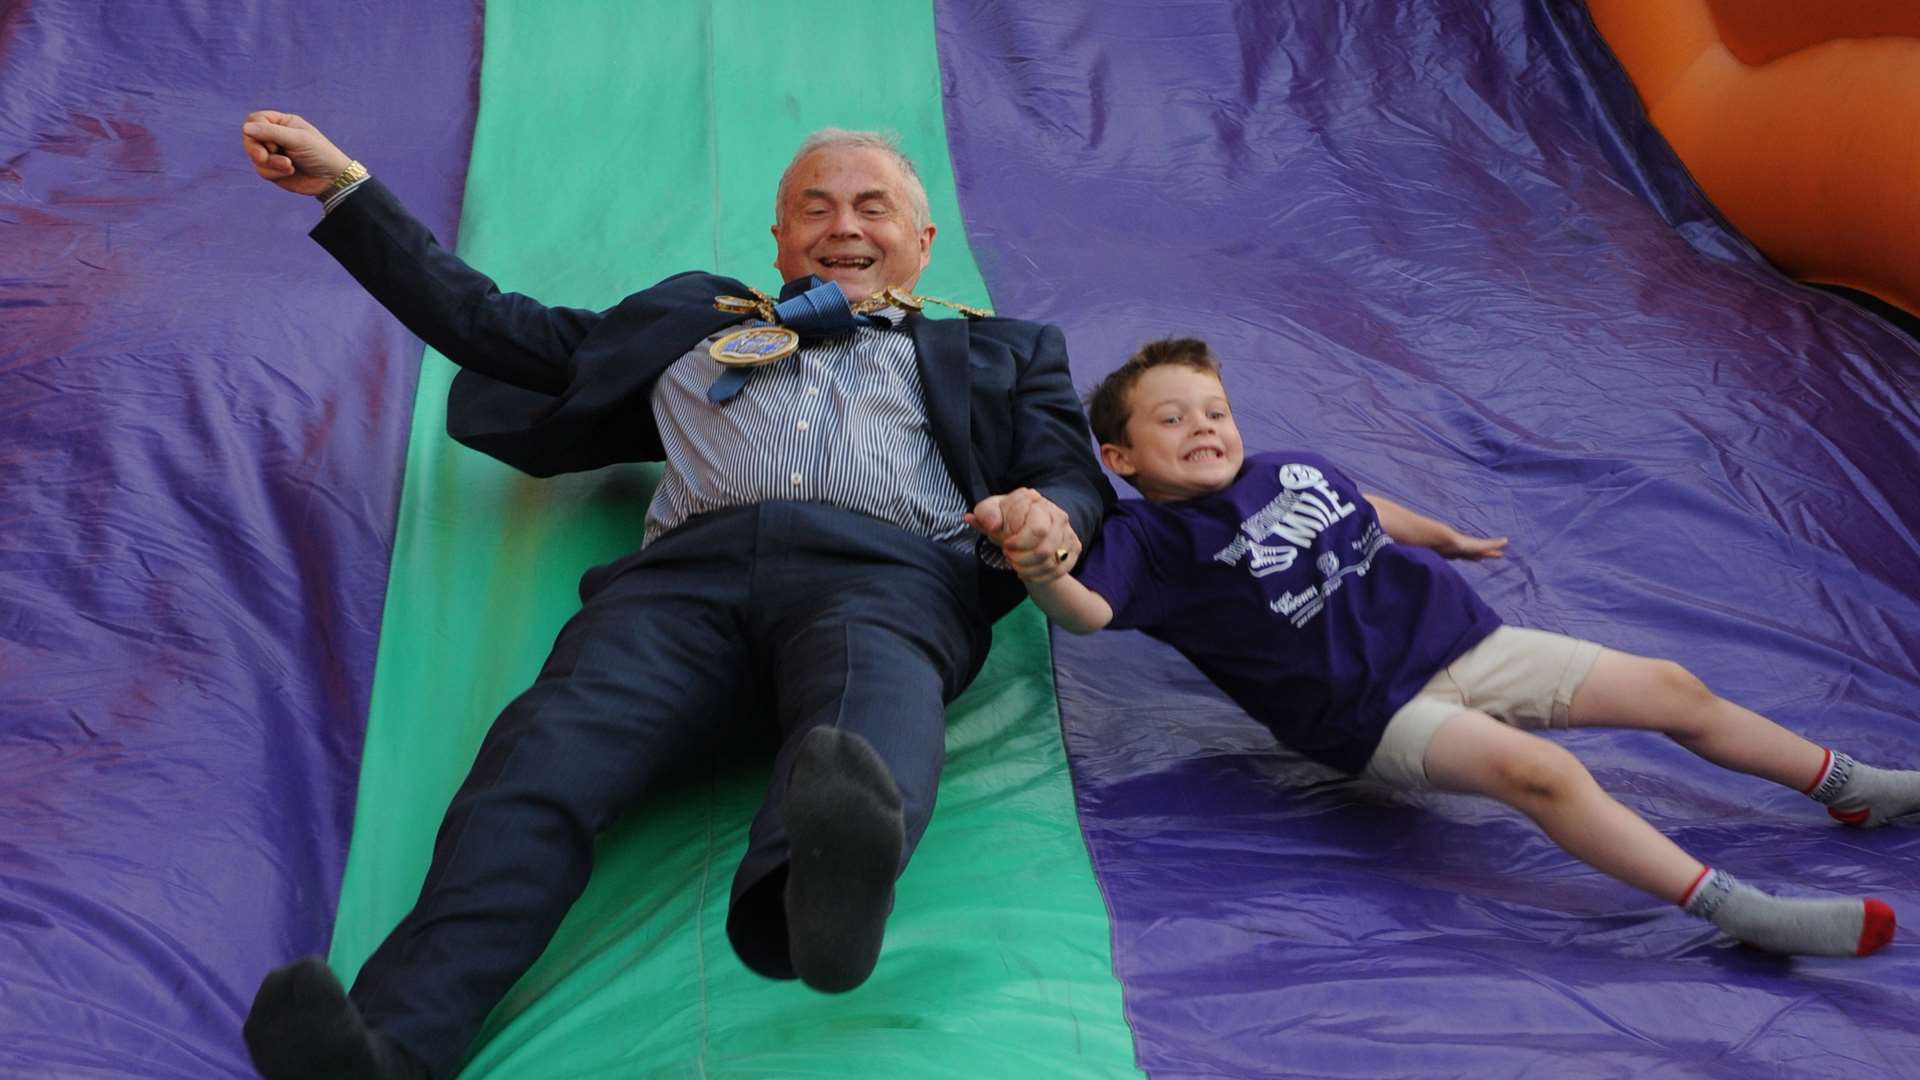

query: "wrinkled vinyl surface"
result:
(321, 5), (1135, 1077)
(10, 0), (1920, 1075)
(0, 3), (481, 1076)
(937, 1), (1920, 1076)
(3, 3), (1137, 1078)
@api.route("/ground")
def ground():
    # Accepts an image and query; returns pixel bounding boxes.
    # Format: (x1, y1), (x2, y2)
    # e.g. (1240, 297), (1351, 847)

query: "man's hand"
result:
(1435, 531), (1507, 560)
(966, 487), (1081, 583)
(240, 111), (353, 197)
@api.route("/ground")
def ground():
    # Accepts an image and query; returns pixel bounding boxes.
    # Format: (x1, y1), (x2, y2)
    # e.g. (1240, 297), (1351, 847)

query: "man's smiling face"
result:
(772, 146), (935, 304)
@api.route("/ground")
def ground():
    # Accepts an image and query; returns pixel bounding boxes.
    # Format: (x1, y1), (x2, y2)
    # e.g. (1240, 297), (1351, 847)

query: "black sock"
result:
(781, 726), (904, 993)
(242, 957), (429, 1080)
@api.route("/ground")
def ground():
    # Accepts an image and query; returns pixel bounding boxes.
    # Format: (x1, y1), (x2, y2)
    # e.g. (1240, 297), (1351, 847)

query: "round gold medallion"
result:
(709, 325), (801, 367)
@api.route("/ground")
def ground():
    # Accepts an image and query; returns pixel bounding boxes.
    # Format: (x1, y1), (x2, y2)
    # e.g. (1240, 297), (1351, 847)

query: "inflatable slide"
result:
(3, 1), (1915, 1075)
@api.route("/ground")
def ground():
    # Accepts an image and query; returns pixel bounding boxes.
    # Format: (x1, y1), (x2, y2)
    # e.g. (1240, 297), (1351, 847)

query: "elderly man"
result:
(236, 111), (1109, 1080)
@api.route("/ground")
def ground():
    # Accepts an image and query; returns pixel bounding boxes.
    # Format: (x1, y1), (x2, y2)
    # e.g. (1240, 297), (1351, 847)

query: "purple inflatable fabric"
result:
(937, 1), (1920, 1076)
(0, 4), (479, 1076)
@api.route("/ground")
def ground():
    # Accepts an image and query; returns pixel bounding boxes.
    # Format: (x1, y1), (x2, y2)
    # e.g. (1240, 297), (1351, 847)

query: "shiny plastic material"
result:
(938, 0), (1920, 1075)
(327, 3), (1137, 1078)
(0, 3), (482, 1076)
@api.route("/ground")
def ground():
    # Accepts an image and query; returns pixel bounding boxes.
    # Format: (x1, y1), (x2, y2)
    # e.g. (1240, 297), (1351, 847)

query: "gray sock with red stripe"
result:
(1680, 868), (1894, 957)
(1805, 749), (1920, 827)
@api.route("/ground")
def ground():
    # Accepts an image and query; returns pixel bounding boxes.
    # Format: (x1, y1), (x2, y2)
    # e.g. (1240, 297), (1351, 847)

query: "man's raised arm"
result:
(238, 110), (599, 396)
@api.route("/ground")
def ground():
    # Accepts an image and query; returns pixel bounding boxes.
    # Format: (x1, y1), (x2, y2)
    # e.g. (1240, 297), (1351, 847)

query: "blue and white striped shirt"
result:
(647, 311), (974, 552)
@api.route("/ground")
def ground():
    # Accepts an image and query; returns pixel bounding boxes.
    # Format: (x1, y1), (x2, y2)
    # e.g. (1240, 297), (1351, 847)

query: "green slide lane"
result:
(328, 2), (1142, 1075)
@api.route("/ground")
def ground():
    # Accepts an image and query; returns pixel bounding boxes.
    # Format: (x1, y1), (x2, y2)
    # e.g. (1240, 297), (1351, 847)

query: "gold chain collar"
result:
(713, 284), (990, 322)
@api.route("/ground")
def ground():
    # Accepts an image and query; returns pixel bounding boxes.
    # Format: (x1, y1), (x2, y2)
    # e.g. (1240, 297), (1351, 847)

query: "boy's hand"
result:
(968, 490), (1113, 634)
(966, 488), (1080, 583)
(1436, 531), (1507, 560)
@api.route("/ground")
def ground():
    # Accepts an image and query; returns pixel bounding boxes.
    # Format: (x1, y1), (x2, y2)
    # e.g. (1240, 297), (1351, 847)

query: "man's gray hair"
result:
(775, 128), (933, 233)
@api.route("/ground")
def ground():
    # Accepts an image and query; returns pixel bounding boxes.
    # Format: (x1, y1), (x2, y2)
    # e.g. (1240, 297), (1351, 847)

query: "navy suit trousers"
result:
(348, 502), (993, 1076)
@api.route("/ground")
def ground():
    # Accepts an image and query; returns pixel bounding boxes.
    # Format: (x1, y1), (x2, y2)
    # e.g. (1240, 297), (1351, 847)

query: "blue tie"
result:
(708, 278), (876, 404)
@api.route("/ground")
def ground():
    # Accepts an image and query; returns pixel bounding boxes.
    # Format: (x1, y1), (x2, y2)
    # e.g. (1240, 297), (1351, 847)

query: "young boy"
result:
(973, 337), (1919, 957)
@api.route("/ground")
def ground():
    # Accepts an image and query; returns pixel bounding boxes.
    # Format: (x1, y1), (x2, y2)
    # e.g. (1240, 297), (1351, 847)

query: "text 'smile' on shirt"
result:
(1075, 451), (1502, 774)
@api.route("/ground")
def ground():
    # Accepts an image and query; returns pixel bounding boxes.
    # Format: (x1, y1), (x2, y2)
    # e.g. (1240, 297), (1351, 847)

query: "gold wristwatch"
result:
(317, 159), (369, 201)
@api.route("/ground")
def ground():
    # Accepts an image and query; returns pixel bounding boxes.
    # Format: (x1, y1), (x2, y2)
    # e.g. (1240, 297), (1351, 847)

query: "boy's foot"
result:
(1808, 751), (1920, 827)
(243, 957), (429, 1080)
(781, 726), (904, 993)
(1682, 869), (1895, 957)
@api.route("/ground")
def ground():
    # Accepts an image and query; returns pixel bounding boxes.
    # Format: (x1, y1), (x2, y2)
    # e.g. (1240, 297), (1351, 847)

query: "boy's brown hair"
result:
(1086, 337), (1223, 446)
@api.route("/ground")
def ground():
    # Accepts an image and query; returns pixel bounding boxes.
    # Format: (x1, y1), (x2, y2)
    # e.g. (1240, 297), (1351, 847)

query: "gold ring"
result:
(1055, 548), (1071, 563)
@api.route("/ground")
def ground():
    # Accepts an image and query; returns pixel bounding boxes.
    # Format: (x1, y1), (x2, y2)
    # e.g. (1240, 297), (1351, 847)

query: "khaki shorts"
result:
(1362, 626), (1603, 790)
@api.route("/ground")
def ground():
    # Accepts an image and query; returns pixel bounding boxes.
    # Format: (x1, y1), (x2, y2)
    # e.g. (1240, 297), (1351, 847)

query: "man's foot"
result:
(781, 726), (905, 993)
(1808, 750), (1920, 827)
(243, 957), (429, 1080)
(1682, 869), (1896, 957)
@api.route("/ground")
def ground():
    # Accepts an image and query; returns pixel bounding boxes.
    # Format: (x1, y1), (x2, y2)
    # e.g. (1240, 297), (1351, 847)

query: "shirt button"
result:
(805, 386), (819, 397)
(796, 420), (810, 432)
(790, 472), (804, 486)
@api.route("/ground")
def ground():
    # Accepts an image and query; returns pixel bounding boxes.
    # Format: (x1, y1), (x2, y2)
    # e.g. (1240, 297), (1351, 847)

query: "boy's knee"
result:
(1646, 658), (1717, 713)
(1490, 738), (1590, 805)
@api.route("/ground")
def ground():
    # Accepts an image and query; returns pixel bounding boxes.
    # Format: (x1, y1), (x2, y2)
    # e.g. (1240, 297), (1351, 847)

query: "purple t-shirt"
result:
(1076, 451), (1502, 774)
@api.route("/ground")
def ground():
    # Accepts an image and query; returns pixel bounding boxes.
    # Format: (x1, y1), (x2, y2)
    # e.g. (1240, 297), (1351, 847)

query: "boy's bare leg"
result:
(1570, 650), (1920, 826)
(1422, 709), (1704, 902)
(1421, 710), (1894, 956)
(1566, 650), (1825, 788)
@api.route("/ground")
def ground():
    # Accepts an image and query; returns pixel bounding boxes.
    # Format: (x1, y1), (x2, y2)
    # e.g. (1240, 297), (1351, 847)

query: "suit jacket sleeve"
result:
(308, 179), (752, 477)
(1005, 322), (1114, 548)
(309, 177), (601, 396)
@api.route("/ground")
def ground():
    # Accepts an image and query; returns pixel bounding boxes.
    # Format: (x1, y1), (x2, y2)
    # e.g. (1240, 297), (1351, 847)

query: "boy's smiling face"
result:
(1101, 364), (1245, 502)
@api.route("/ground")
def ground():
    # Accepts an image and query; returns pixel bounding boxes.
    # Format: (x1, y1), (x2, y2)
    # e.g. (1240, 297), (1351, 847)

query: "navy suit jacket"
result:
(311, 178), (1112, 620)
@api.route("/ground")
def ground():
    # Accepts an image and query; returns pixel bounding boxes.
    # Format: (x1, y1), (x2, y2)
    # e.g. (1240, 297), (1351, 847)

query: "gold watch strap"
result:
(318, 159), (369, 201)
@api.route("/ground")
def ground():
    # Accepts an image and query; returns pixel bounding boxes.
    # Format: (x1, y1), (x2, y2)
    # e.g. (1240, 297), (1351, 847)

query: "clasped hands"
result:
(967, 489), (1081, 584)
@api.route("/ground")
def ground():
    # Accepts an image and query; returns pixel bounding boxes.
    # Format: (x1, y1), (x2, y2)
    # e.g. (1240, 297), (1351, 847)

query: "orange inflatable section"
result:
(1587, 0), (1920, 317)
